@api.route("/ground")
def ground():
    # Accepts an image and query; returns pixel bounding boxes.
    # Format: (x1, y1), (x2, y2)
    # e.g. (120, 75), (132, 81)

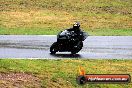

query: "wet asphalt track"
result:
(0, 35), (132, 59)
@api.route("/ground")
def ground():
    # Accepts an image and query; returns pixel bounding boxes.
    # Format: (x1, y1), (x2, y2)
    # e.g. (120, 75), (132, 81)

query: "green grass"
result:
(0, 0), (132, 35)
(0, 59), (132, 88)
(0, 27), (132, 35)
(0, 27), (59, 35)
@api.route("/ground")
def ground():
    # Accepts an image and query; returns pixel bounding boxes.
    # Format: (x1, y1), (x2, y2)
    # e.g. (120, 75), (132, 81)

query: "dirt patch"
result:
(0, 72), (42, 88)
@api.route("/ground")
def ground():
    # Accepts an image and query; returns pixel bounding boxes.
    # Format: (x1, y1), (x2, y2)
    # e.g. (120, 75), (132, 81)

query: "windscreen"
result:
(59, 30), (69, 36)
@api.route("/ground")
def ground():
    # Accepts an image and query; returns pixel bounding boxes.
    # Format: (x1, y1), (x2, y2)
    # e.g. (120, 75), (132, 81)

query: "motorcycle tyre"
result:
(50, 42), (58, 54)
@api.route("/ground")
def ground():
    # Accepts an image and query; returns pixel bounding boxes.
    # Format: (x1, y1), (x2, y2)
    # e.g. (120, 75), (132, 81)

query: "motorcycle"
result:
(50, 30), (88, 54)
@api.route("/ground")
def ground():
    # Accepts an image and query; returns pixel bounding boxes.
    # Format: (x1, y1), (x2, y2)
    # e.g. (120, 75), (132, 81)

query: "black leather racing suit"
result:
(66, 27), (84, 41)
(66, 27), (84, 47)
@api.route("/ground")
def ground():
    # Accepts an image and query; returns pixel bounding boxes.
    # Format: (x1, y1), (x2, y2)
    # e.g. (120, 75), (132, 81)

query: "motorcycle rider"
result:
(66, 22), (84, 41)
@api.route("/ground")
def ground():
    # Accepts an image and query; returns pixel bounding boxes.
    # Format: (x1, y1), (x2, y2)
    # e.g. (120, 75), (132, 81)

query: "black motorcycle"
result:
(50, 30), (88, 54)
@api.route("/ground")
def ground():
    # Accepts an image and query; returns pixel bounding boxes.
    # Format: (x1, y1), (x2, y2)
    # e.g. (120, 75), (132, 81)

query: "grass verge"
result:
(0, 59), (132, 88)
(0, 27), (132, 35)
(0, 0), (132, 35)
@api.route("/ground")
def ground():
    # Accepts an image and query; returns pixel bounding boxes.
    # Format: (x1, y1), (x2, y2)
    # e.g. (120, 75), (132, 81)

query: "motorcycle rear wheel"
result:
(71, 41), (83, 54)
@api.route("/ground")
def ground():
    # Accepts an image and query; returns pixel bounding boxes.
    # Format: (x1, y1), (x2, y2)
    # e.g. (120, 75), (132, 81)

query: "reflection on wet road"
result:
(0, 35), (132, 59)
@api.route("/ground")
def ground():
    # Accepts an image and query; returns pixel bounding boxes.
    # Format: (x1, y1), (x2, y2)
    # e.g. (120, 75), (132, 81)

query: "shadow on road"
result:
(50, 53), (82, 58)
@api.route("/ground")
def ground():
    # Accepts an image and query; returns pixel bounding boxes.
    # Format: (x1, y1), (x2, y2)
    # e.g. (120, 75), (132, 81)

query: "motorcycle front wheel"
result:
(50, 42), (58, 54)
